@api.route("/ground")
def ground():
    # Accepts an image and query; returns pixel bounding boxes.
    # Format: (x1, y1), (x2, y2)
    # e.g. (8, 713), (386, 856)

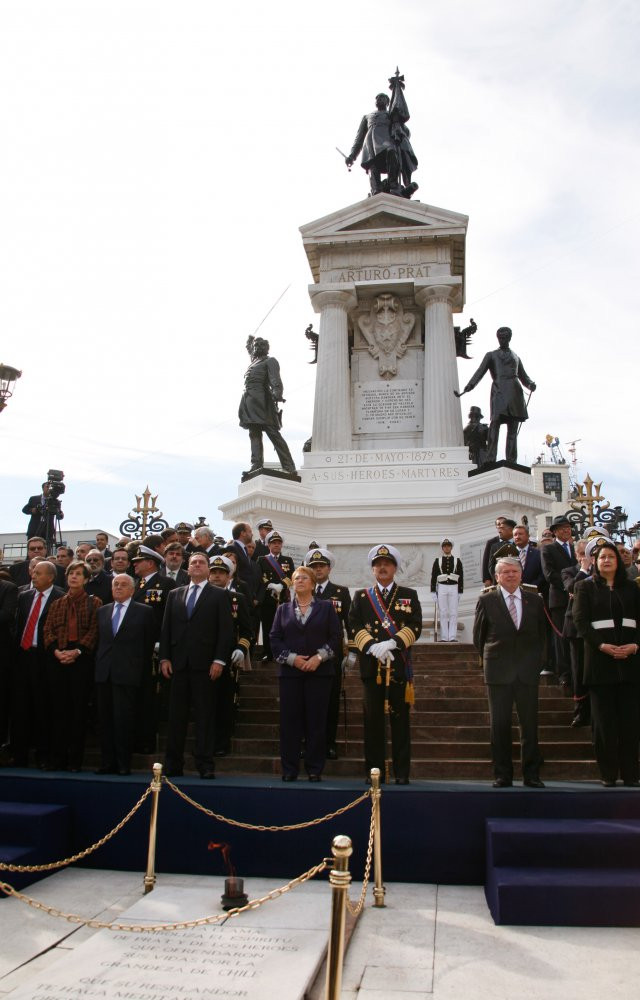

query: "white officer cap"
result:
(368, 544), (401, 567)
(304, 548), (335, 569)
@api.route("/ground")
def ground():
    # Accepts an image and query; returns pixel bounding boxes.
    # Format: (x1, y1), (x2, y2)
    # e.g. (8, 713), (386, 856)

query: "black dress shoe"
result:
(623, 780), (640, 787)
(492, 778), (513, 788)
(571, 716), (590, 728)
(199, 771), (216, 780)
(308, 774), (321, 782)
(523, 778), (545, 788)
(326, 747), (338, 760)
(395, 778), (410, 785)
(214, 749), (229, 758)
(601, 779), (616, 787)
(282, 774), (297, 782)
(118, 769), (132, 776)
(94, 766), (116, 775)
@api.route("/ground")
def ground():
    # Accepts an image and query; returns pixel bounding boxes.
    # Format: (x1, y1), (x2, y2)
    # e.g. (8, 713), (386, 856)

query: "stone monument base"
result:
(241, 465), (302, 484)
(221, 448), (550, 641)
(468, 459), (532, 477)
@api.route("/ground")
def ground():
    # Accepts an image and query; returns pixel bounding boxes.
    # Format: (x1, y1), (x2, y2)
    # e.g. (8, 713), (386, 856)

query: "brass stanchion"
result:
(370, 768), (385, 908)
(143, 763), (163, 894)
(324, 834), (352, 1000)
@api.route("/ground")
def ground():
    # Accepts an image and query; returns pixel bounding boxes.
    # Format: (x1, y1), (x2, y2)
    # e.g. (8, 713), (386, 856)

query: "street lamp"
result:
(0, 363), (22, 413)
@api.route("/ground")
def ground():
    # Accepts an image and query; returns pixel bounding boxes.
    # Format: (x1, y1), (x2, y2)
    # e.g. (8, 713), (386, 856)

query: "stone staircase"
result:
(208, 643), (598, 782)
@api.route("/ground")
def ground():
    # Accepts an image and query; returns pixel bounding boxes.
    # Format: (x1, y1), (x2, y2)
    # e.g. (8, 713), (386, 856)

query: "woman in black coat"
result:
(270, 566), (342, 782)
(573, 539), (640, 786)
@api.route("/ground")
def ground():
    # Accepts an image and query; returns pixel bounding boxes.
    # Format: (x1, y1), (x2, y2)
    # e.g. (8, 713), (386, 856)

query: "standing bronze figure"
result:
(239, 337), (296, 476)
(345, 69), (418, 199)
(455, 328), (536, 465)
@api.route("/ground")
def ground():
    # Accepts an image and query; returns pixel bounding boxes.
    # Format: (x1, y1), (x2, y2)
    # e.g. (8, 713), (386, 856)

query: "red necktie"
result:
(21, 592), (43, 650)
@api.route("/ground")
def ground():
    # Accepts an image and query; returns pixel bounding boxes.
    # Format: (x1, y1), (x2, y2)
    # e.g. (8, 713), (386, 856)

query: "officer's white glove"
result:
(231, 649), (244, 666)
(431, 592), (437, 602)
(267, 583), (284, 595)
(154, 642), (160, 654)
(368, 639), (397, 659)
(342, 652), (357, 672)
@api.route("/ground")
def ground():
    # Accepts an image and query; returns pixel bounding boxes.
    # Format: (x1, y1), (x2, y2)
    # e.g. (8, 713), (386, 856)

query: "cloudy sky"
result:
(1, 0), (637, 538)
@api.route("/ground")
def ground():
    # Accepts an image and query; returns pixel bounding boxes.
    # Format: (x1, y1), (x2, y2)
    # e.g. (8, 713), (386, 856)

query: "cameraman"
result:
(22, 482), (63, 542)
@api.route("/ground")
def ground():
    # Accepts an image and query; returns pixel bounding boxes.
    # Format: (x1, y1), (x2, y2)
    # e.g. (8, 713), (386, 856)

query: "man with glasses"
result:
(85, 550), (114, 605)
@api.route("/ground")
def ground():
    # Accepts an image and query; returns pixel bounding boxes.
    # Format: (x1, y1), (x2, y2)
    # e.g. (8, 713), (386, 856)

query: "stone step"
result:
(224, 737), (593, 761)
(233, 721), (587, 743)
(210, 755), (600, 781)
(235, 707), (578, 727)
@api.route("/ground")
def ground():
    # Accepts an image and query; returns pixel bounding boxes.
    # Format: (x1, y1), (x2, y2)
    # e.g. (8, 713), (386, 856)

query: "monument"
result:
(221, 70), (550, 638)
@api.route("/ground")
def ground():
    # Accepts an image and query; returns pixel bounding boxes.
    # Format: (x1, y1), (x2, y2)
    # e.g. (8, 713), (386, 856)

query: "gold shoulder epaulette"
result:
(521, 583), (539, 593)
(481, 584), (498, 594)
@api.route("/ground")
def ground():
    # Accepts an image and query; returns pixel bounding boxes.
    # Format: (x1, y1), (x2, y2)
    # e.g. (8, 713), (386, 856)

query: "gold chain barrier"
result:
(163, 775), (371, 831)
(0, 858), (330, 931)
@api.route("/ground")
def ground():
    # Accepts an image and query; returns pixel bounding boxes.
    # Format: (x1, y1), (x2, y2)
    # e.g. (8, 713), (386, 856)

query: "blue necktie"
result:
(186, 585), (198, 619)
(112, 602), (124, 636)
(564, 542), (571, 558)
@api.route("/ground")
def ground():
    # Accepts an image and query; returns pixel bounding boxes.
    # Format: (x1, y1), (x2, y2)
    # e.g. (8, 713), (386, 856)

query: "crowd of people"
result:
(475, 515), (640, 787)
(1, 511), (638, 786)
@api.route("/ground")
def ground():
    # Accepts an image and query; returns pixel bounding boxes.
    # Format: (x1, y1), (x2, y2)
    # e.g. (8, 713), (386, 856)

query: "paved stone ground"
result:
(1, 870), (639, 998)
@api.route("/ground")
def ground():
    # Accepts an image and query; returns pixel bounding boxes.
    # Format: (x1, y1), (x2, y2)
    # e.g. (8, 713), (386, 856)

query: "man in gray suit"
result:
(473, 557), (547, 788)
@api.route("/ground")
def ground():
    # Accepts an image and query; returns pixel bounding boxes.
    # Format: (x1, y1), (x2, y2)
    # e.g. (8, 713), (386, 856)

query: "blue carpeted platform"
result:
(0, 800), (71, 891)
(485, 818), (640, 926)
(2, 770), (640, 890)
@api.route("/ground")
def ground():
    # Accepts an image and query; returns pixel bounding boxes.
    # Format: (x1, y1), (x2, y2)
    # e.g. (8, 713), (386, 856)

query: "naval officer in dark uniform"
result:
(349, 544), (422, 784)
(258, 530), (295, 661)
(304, 547), (352, 760)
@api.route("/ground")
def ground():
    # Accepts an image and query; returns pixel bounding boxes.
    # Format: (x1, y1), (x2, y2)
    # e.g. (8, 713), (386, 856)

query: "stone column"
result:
(415, 280), (464, 447)
(309, 285), (357, 452)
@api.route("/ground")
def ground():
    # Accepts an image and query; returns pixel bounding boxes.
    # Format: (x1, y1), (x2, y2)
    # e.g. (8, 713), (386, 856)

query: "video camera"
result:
(44, 469), (65, 516)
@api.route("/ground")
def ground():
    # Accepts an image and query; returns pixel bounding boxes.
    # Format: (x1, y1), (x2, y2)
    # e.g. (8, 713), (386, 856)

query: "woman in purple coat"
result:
(270, 566), (342, 782)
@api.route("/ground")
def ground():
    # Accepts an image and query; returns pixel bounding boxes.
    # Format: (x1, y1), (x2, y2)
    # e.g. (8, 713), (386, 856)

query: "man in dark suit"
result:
(131, 545), (177, 752)
(21, 483), (62, 541)
(95, 574), (155, 774)
(159, 552), (235, 778)
(513, 524), (545, 589)
(10, 537), (66, 589)
(209, 555), (253, 756)
(348, 544), (422, 784)
(162, 542), (190, 585)
(0, 576), (18, 750)
(473, 556), (547, 787)
(12, 561), (64, 767)
(85, 550), (115, 605)
(230, 522), (257, 599)
(305, 547), (351, 760)
(540, 514), (577, 686)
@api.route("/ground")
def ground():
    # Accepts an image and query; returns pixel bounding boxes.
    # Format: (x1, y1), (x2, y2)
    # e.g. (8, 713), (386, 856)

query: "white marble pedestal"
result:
(220, 450), (550, 640)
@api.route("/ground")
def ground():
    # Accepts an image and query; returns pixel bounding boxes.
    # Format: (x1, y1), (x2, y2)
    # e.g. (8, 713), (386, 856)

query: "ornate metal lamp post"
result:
(0, 363), (22, 412)
(119, 486), (169, 539)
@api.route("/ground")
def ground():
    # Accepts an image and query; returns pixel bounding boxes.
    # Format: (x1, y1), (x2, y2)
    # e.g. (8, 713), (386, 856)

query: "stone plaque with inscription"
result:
(354, 380), (422, 434)
(9, 885), (328, 1000)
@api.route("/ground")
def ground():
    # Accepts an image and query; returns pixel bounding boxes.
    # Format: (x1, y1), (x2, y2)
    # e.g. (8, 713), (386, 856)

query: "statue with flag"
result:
(344, 68), (418, 199)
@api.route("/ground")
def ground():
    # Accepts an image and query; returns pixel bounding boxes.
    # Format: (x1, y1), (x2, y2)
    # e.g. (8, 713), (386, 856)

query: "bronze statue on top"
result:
(344, 69), (418, 199)
(455, 327), (536, 466)
(239, 336), (297, 477)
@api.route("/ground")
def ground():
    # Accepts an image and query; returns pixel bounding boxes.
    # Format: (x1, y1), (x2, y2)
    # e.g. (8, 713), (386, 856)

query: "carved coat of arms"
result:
(357, 294), (415, 379)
